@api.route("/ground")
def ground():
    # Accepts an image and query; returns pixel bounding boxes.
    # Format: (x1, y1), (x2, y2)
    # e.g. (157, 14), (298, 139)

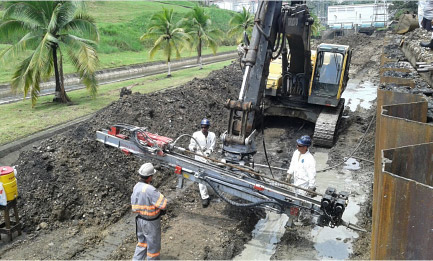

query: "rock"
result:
(39, 222), (48, 229)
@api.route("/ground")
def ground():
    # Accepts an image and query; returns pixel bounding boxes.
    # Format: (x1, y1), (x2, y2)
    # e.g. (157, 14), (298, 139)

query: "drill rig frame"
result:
(96, 124), (365, 232)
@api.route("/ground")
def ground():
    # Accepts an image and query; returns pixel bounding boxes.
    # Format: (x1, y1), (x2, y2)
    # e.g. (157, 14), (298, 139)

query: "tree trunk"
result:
(198, 35), (203, 70)
(167, 39), (172, 77)
(52, 46), (70, 103)
(59, 51), (71, 103)
(167, 55), (171, 78)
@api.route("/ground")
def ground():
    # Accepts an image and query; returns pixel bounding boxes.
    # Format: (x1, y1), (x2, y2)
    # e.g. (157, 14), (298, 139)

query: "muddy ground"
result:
(0, 31), (428, 259)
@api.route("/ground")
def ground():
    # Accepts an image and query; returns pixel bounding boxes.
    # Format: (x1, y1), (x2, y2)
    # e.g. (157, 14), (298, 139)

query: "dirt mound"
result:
(15, 62), (243, 232)
(315, 33), (378, 49)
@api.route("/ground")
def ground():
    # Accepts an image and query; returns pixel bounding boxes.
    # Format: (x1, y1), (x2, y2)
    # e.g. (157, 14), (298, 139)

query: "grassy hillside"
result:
(0, 1), (238, 84)
(90, 1), (236, 53)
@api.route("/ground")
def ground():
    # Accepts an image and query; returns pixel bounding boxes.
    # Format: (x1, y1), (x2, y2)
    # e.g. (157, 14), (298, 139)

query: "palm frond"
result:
(62, 18), (99, 42)
(0, 31), (41, 63)
(229, 6), (254, 42)
(170, 40), (181, 59)
(56, 1), (77, 29)
(63, 35), (99, 96)
(27, 33), (53, 78)
(3, 2), (45, 29)
(30, 70), (41, 107)
(47, 2), (61, 34)
(59, 33), (97, 48)
(63, 34), (98, 74)
(149, 41), (164, 59)
(140, 31), (162, 41)
(10, 53), (42, 107)
(0, 20), (31, 43)
(11, 54), (33, 94)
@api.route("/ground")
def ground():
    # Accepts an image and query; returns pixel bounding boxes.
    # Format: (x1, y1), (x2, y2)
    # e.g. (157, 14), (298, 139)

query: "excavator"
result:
(96, 1), (364, 233)
(223, 1), (352, 166)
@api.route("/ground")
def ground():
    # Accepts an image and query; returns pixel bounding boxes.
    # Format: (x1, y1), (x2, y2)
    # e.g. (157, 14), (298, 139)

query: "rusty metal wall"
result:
(372, 40), (433, 259)
(374, 144), (433, 260)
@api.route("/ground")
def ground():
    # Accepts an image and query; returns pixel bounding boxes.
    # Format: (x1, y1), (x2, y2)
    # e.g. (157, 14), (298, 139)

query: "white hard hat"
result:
(138, 163), (156, 177)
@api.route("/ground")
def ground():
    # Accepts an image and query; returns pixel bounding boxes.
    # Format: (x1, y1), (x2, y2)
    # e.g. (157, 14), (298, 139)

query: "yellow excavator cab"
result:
(311, 50), (317, 67)
(266, 57), (283, 96)
(308, 43), (352, 107)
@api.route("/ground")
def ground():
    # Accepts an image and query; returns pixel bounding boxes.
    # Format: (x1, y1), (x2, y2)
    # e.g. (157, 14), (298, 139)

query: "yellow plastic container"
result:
(0, 166), (18, 201)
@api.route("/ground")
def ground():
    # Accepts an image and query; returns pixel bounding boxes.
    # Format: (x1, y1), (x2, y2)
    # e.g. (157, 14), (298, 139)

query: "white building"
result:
(211, 0), (258, 13)
(328, 3), (389, 29)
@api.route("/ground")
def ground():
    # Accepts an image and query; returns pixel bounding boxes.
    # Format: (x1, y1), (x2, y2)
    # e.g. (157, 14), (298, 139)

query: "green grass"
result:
(0, 1), (239, 84)
(88, 1), (192, 23)
(91, 2), (237, 53)
(0, 45), (236, 84)
(0, 60), (233, 145)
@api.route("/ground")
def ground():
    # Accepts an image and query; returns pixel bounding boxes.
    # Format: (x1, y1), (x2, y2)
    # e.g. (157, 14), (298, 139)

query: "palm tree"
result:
(228, 7), (254, 44)
(183, 5), (221, 69)
(140, 8), (189, 77)
(0, 1), (99, 106)
(310, 13), (324, 37)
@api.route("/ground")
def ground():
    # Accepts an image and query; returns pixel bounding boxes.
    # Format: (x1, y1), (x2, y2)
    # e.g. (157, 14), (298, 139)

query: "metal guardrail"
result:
(371, 37), (433, 259)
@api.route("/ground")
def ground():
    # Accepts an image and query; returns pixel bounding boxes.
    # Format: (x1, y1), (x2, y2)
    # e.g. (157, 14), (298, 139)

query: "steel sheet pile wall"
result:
(372, 37), (433, 259)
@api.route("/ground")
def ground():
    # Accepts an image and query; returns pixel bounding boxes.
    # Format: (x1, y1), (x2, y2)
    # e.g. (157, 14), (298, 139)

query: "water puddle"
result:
(313, 151), (364, 259)
(234, 212), (289, 260)
(342, 80), (377, 111)
(234, 151), (365, 260)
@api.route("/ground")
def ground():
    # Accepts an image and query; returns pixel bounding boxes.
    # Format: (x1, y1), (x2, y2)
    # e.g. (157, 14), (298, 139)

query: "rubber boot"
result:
(420, 39), (433, 49)
(202, 198), (210, 208)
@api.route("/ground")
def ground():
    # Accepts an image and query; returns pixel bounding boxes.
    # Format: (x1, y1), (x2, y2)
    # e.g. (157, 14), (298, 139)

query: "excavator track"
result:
(313, 98), (345, 148)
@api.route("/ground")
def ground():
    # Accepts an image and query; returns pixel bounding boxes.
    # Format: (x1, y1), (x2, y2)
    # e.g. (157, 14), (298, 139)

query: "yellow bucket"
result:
(0, 166), (18, 201)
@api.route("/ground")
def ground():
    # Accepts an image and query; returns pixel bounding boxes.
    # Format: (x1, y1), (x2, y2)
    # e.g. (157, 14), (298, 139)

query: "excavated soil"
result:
(1, 31), (428, 259)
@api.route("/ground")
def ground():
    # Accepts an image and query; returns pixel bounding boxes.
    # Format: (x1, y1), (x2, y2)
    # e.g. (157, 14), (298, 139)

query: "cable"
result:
(317, 113), (376, 173)
(260, 99), (275, 179)
(261, 132), (275, 179)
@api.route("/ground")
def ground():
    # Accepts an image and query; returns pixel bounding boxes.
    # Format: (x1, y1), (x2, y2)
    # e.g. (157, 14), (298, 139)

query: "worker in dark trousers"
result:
(420, 0), (433, 48)
(131, 163), (167, 260)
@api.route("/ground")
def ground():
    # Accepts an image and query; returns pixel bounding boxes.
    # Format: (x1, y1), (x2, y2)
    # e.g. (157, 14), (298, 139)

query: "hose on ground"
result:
(317, 112), (376, 173)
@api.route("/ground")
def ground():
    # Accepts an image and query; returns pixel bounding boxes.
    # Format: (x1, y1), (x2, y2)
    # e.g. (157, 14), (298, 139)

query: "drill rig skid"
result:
(96, 124), (364, 232)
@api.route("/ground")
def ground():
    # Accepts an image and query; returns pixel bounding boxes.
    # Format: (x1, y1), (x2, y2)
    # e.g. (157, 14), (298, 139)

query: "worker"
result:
(419, 0), (427, 27)
(420, 0), (433, 49)
(287, 135), (316, 196)
(131, 163), (167, 260)
(188, 118), (216, 208)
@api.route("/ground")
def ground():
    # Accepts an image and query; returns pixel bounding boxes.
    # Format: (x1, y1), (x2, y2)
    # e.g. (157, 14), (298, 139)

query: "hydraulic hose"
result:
(203, 178), (284, 213)
(317, 112), (376, 173)
(260, 99), (275, 179)
(171, 133), (205, 154)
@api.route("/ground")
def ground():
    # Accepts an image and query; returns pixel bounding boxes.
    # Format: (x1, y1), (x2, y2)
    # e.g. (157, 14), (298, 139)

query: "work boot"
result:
(420, 39), (433, 49)
(202, 198), (210, 208)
